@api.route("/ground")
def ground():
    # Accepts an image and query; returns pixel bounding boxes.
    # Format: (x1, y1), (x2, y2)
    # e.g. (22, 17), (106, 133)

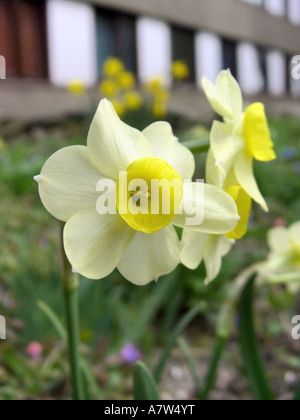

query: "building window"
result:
(222, 38), (237, 78)
(171, 25), (196, 83)
(96, 8), (137, 77)
(0, 0), (48, 79)
(258, 46), (267, 91)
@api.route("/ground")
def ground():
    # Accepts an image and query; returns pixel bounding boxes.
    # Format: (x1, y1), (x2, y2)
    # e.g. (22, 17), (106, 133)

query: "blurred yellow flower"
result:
(172, 60), (190, 81)
(124, 92), (143, 111)
(202, 70), (276, 211)
(117, 71), (136, 90)
(145, 77), (165, 93)
(153, 89), (170, 103)
(99, 80), (119, 98)
(103, 57), (124, 78)
(153, 101), (167, 119)
(111, 99), (126, 117)
(67, 80), (86, 96)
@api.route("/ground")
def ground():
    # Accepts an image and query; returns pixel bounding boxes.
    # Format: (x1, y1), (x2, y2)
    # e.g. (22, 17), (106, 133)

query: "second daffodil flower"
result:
(202, 70), (276, 211)
(35, 99), (239, 286)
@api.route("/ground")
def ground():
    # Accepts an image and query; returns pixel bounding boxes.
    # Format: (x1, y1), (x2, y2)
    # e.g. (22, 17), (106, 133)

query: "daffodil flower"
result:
(67, 80), (86, 96)
(35, 99), (239, 286)
(267, 222), (300, 275)
(180, 150), (252, 284)
(202, 70), (276, 211)
(172, 60), (190, 81)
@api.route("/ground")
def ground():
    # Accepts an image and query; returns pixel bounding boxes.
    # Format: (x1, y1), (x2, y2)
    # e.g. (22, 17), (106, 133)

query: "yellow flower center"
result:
(244, 102), (276, 162)
(116, 158), (183, 234)
(225, 185), (252, 240)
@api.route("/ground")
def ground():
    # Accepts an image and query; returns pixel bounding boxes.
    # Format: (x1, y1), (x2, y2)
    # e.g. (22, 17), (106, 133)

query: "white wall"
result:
(240, 0), (264, 6)
(136, 17), (172, 85)
(266, 50), (287, 96)
(195, 32), (222, 87)
(287, 0), (300, 25)
(264, 0), (286, 16)
(47, 0), (97, 86)
(237, 43), (264, 94)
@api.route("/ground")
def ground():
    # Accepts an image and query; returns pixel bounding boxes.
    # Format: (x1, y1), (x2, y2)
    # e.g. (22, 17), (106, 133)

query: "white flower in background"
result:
(267, 222), (300, 277)
(202, 70), (276, 211)
(35, 99), (239, 286)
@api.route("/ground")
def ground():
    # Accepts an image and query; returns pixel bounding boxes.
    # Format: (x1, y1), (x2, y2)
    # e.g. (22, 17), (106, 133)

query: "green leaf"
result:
(37, 300), (102, 400)
(177, 337), (202, 397)
(153, 302), (205, 383)
(201, 335), (227, 400)
(181, 138), (210, 154)
(37, 300), (66, 340)
(134, 362), (160, 401)
(238, 277), (274, 400)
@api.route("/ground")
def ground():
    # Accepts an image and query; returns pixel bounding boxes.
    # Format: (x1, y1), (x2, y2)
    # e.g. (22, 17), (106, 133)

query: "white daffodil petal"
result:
(203, 235), (234, 284)
(117, 226), (180, 286)
(206, 148), (223, 188)
(64, 208), (135, 280)
(268, 227), (291, 254)
(173, 182), (239, 234)
(37, 146), (102, 222)
(210, 121), (244, 181)
(180, 230), (208, 270)
(234, 150), (268, 211)
(202, 71), (243, 120)
(215, 70), (243, 119)
(201, 77), (233, 119)
(87, 99), (152, 180)
(143, 122), (195, 180)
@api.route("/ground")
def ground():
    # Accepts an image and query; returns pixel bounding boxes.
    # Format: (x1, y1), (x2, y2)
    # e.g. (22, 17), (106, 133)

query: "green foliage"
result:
(134, 362), (160, 401)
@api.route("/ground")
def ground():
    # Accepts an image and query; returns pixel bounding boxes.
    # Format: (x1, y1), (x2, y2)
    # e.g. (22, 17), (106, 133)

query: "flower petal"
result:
(37, 146), (102, 222)
(203, 235), (233, 284)
(180, 230), (208, 270)
(225, 185), (252, 240)
(244, 103), (276, 162)
(290, 222), (300, 248)
(202, 70), (243, 120)
(64, 208), (135, 280)
(172, 182), (239, 234)
(206, 148), (223, 188)
(142, 122), (195, 180)
(234, 150), (268, 211)
(117, 226), (180, 286)
(268, 227), (291, 254)
(87, 99), (152, 180)
(210, 121), (244, 185)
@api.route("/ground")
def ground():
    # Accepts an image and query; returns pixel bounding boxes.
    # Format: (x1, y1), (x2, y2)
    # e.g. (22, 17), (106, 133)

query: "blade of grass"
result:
(201, 335), (228, 400)
(134, 362), (160, 400)
(177, 337), (202, 397)
(37, 300), (102, 400)
(238, 276), (273, 400)
(153, 302), (205, 383)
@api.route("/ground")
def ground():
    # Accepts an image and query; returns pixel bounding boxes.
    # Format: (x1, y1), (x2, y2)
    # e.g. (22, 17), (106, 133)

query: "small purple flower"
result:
(120, 343), (142, 365)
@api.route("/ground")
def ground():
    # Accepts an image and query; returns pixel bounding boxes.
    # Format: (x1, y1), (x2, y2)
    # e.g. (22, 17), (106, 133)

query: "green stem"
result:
(60, 223), (84, 401)
(201, 335), (228, 400)
(238, 276), (273, 401)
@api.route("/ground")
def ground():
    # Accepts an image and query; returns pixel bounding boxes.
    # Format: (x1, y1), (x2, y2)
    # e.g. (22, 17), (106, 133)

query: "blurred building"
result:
(1, 0), (300, 121)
